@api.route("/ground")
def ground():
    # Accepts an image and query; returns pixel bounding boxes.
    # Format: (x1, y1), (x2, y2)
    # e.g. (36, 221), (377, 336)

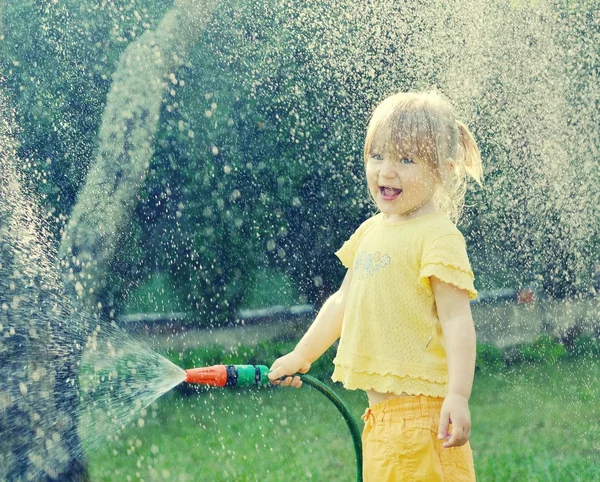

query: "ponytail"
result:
(456, 121), (483, 185)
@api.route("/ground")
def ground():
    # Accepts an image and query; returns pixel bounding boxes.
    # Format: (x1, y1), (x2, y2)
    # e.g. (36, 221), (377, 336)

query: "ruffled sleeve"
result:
(419, 234), (477, 300)
(335, 217), (375, 269)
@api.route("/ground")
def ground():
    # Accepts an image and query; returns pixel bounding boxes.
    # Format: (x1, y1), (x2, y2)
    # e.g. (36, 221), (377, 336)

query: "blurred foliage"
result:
(476, 333), (600, 371)
(168, 332), (600, 388)
(241, 269), (300, 309)
(121, 272), (183, 314)
(0, 0), (598, 327)
(475, 343), (505, 372)
(168, 339), (336, 380)
(518, 335), (568, 364)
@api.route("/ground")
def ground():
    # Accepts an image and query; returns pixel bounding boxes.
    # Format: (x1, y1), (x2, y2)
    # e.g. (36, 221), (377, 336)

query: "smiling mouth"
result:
(379, 186), (402, 200)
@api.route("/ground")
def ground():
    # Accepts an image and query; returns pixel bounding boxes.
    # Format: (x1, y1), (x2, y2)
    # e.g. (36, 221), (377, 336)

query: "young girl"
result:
(268, 91), (482, 481)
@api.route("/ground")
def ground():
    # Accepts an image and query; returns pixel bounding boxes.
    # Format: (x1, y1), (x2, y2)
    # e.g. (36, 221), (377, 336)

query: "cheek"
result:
(366, 177), (378, 194)
(365, 167), (377, 184)
(416, 174), (429, 188)
(411, 169), (437, 188)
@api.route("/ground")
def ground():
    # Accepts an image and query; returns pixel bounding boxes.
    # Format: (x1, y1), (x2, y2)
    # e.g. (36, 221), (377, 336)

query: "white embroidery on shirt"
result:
(354, 251), (391, 278)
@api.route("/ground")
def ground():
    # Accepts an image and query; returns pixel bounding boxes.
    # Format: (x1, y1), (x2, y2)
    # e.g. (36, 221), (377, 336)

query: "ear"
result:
(438, 158), (456, 185)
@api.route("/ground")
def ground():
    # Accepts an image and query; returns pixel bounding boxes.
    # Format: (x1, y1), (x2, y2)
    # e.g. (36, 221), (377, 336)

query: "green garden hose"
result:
(184, 365), (363, 481)
(299, 374), (363, 482)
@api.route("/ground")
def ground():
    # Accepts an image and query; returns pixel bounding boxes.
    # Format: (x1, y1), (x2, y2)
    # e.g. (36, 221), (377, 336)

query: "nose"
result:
(379, 159), (398, 179)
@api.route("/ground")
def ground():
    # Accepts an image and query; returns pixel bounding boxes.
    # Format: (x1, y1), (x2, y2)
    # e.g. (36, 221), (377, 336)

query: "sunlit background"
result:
(0, 0), (599, 480)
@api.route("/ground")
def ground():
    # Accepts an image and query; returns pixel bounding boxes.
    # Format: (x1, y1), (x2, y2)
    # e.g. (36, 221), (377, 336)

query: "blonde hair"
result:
(363, 91), (483, 221)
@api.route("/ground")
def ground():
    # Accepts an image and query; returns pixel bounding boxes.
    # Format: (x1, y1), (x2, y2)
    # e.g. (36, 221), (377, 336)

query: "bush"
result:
(476, 343), (505, 372)
(567, 334), (600, 359)
(241, 269), (301, 309)
(519, 335), (567, 364)
(122, 272), (183, 314)
(166, 332), (599, 396)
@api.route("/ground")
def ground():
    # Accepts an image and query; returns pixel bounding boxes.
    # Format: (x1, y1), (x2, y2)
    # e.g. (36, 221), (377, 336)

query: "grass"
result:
(471, 356), (600, 481)
(86, 357), (600, 481)
(86, 385), (365, 482)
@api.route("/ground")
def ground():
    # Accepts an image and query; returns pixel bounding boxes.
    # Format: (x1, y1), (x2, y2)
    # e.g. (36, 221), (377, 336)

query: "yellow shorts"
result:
(361, 395), (476, 481)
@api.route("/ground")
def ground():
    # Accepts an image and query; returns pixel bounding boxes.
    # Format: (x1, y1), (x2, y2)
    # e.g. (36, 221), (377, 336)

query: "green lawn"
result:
(471, 357), (600, 481)
(87, 357), (600, 481)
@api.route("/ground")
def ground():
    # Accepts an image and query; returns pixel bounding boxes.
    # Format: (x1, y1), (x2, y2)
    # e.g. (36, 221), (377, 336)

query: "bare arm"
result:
(431, 275), (476, 447)
(268, 269), (353, 387)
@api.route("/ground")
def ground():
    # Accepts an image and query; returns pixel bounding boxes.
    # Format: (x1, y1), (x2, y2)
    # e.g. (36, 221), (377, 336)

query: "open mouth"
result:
(379, 186), (402, 201)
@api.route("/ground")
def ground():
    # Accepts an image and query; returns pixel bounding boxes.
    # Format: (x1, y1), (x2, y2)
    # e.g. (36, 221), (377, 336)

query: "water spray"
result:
(184, 364), (363, 481)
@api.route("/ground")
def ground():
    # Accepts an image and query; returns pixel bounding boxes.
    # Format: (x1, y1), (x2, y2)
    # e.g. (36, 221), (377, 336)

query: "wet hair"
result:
(363, 91), (483, 221)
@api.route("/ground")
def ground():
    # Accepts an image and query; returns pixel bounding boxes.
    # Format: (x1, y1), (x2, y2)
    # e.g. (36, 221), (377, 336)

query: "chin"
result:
(378, 206), (400, 216)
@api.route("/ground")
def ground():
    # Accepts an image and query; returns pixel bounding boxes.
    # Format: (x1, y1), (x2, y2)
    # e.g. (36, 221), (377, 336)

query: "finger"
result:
(443, 426), (465, 448)
(444, 436), (465, 448)
(443, 432), (459, 448)
(279, 376), (295, 387)
(437, 411), (450, 440)
(267, 365), (285, 381)
(291, 376), (303, 388)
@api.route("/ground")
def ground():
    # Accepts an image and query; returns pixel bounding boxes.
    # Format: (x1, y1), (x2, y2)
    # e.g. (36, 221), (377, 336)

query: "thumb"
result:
(267, 364), (284, 381)
(438, 409), (450, 440)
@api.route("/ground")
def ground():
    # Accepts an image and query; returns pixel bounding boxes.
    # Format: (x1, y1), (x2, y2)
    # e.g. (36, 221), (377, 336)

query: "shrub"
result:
(122, 272), (183, 314)
(476, 343), (505, 372)
(166, 332), (600, 397)
(567, 334), (600, 359)
(519, 335), (567, 364)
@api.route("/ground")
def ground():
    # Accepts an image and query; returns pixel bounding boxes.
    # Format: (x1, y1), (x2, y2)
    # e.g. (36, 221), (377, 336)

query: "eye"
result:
(370, 153), (383, 161)
(399, 157), (415, 164)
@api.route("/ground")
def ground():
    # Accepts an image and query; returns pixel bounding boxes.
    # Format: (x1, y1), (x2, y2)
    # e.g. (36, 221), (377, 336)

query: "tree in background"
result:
(1, 0), (598, 327)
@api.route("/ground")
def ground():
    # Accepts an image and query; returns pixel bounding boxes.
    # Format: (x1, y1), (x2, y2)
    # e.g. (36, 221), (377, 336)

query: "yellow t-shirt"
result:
(331, 211), (477, 398)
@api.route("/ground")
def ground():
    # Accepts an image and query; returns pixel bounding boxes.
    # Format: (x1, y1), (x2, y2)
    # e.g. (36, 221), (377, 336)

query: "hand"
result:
(437, 393), (471, 448)
(268, 350), (311, 388)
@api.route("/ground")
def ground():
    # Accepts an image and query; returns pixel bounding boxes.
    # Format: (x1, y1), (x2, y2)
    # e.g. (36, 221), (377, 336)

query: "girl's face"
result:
(365, 141), (439, 221)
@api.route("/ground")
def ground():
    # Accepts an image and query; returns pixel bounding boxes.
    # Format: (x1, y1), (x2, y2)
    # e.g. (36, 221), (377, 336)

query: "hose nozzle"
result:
(184, 364), (270, 388)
